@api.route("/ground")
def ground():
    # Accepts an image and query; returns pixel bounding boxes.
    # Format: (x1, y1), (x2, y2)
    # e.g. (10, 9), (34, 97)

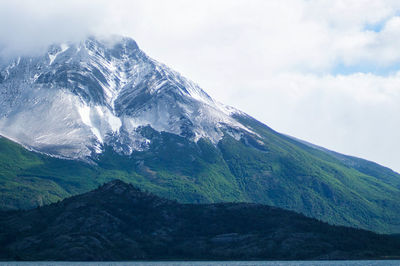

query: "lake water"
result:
(1, 261), (399, 266)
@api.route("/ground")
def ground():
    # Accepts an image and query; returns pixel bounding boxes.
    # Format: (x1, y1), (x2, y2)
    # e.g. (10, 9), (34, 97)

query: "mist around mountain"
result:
(0, 36), (400, 235)
(1, 180), (400, 261)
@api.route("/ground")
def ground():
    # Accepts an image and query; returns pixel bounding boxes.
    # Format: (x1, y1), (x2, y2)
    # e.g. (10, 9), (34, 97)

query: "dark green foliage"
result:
(0, 113), (400, 234)
(1, 180), (399, 261)
(0, 133), (245, 210)
(225, 115), (400, 233)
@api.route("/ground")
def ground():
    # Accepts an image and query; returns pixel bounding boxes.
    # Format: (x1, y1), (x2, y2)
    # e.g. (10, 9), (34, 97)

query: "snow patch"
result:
(48, 44), (69, 65)
(77, 104), (122, 145)
(77, 104), (103, 143)
(105, 111), (122, 132)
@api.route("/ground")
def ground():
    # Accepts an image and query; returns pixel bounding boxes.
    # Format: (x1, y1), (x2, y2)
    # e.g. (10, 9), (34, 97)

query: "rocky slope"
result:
(0, 36), (247, 159)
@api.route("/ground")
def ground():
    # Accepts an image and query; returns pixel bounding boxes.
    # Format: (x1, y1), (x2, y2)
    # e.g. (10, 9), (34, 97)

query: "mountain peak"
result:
(0, 35), (250, 160)
(83, 35), (140, 59)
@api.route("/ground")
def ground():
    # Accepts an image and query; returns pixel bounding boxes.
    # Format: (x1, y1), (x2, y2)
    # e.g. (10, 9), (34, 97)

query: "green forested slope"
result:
(0, 117), (399, 234)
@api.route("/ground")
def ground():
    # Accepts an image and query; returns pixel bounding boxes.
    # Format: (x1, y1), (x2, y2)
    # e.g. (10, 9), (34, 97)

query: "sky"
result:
(1, 0), (400, 172)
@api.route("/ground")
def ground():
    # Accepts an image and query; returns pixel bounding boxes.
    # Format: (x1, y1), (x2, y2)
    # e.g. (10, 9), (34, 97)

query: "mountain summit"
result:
(0, 36), (400, 234)
(0, 36), (248, 159)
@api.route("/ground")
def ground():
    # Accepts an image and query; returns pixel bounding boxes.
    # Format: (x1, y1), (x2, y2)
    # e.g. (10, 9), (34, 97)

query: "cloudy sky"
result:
(1, 0), (400, 172)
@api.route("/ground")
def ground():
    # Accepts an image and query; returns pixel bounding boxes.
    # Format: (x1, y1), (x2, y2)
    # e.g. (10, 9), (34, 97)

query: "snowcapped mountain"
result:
(0, 36), (250, 160)
(2, 35), (400, 235)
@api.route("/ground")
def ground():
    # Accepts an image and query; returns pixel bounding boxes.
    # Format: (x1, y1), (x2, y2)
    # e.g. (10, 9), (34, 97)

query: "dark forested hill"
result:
(1, 180), (399, 261)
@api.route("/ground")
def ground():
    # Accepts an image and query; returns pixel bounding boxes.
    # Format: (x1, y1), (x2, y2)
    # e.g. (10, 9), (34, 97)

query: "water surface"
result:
(1, 261), (400, 266)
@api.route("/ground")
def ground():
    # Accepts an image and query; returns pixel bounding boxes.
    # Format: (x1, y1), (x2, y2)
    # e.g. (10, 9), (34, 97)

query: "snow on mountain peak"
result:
(0, 36), (252, 160)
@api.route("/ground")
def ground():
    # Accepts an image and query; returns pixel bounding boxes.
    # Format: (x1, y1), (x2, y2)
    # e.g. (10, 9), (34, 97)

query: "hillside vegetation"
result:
(1, 117), (400, 234)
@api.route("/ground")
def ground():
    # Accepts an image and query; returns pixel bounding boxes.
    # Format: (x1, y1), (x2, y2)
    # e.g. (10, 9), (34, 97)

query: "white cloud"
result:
(1, 0), (400, 171)
(0, 0), (105, 57)
(225, 72), (400, 172)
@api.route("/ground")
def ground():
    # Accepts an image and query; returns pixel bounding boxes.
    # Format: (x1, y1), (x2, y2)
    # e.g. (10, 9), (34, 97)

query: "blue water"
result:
(1, 261), (399, 266)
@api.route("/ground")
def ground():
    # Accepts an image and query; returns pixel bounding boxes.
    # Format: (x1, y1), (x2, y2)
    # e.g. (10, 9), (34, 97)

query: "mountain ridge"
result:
(0, 35), (249, 160)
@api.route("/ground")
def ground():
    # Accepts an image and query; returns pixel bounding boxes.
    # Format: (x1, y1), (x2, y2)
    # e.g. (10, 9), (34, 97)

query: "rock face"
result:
(0, 36), (247, 159)
(0, 180), (399, 261)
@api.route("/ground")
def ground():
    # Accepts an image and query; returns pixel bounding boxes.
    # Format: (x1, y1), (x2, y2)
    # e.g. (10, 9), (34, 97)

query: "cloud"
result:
(2, 0), (400, 71)
(225, 72), (400, 172)
(0, 0), (106, 57)
(1, 0), (400, 171)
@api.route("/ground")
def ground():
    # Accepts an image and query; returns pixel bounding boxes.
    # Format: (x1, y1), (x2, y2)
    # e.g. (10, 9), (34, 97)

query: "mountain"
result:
(0, 36), (246, 159)
(1, 180), (400, 261)
(0, 36), (400, 234)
